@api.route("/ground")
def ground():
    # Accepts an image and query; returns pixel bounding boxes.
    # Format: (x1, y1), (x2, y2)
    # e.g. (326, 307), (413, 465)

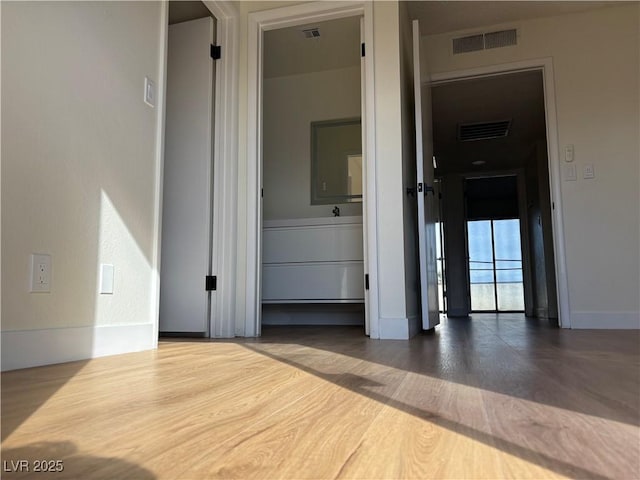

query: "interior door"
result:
(360, 16), (370, 336)
(413, 19), (440, 330)
(159, 17), (215, 334)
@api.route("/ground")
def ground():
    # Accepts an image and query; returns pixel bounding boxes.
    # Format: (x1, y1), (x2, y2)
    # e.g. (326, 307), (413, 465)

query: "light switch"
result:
(144, 77), (155, 107)
(564, 164), (577, 181)
(99, 264), (115, 294)
(564, 145), (574, 162)
(583, 164), (595, 179)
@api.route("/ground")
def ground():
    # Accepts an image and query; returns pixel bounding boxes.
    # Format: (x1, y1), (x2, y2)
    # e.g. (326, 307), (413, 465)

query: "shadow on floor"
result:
(250, 315), (640, 428)
(241, 341), (611, 480)
(1, 361), (90, 441)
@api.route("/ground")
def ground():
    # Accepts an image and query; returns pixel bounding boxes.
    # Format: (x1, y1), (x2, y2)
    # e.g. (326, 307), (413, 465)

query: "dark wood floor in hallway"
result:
(2, 314), (639, 479)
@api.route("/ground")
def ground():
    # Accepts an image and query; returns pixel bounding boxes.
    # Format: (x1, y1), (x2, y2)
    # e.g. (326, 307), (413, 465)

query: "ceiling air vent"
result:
(302, 27), (321, 39)
(453, 29), (517, 55)
(458, 120), (512, 142)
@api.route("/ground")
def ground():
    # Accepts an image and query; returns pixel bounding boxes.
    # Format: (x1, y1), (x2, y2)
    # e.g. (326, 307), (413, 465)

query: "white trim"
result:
(427, 58), (571, 328)
(202, 1), (240, 337)
(379, 316), (413, 340)
(1, 324), (155, 372)
(150, 2), (169, 348)
(570, 312), (640, 329)
(245, 1), (379, 338)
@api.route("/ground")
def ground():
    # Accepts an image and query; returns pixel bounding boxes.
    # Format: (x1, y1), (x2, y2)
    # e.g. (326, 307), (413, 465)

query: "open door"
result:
(159, 17), (215, 334)
(413, 19), (440, 330)
(360, 17), (370, 336)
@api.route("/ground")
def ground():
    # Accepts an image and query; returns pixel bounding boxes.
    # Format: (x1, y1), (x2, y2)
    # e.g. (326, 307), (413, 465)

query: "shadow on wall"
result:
(0, 441), (156, 479)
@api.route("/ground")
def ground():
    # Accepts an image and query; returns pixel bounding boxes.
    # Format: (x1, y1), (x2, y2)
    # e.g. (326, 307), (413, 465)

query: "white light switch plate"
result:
(99, 264), (115, 294)
(564, 164), (577, 181)
(30, 254), (51, 292)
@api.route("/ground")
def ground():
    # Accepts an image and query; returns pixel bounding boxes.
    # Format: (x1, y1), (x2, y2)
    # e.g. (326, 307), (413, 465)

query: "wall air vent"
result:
(458, 120), (512, 142)
(453, 29), (517, 55)
(453, 34), (484, 54)
(302, 27), (321, 39)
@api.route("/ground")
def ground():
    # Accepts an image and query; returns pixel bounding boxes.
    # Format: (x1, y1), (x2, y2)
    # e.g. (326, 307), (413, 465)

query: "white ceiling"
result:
(431, 70), (546, 175)
(264, 16), (361, 79)
(262, 1), (619, 78)
(407, 1), (619, 36)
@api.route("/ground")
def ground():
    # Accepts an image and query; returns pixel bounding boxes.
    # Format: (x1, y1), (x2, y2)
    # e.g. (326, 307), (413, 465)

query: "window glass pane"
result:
(468, 221), (493, 263)
(496, 268), (523, 283)
(497, 283), (525, 311)
(493, 219), (522, 262)
(468, 220), (495, 311)
(470, 284), (496, 311)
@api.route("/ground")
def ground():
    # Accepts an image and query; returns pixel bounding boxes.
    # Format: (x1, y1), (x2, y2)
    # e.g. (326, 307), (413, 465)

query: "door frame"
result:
(430, 58), (571, 327)
(244, 1), (379, 337)
(153, 0), (239, 343)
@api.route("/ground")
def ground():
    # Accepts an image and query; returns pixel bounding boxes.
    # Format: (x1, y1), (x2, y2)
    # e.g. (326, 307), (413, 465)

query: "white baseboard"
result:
(379, 316), (412, 340)
(1, 323), (155, 371)
(570, 311), (640, 329)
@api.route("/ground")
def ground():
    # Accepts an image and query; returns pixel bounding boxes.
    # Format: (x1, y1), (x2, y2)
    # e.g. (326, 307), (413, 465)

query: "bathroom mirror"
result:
(310, 118), (362, 205)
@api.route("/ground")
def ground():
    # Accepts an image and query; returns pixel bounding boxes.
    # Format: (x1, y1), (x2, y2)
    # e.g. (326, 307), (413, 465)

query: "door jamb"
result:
(202, 0), (240, 337)
(244, 1), (379, 337)
(430, 58), (571, 327)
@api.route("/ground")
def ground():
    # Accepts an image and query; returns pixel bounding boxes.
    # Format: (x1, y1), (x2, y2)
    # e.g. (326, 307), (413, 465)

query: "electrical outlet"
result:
(30, 254), (51, 292)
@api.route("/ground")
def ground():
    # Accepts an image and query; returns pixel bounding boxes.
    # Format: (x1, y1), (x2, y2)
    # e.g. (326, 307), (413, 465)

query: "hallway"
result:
(2, 315), (638, 479)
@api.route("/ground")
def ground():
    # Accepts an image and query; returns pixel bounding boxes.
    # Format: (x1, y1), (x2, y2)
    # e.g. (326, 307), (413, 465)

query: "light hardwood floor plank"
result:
(2, 315), (639, 479)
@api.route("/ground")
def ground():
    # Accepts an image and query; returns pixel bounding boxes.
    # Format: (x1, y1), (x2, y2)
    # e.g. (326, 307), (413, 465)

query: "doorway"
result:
(432, 69), (560, 322)
(245, 2), (378, 337)
(158, 1), (217, 337)
(259, 16), (367, 331)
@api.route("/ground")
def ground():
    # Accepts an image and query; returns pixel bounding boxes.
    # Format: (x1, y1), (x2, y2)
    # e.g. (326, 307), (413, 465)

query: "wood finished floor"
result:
(2, 315), (639, 479)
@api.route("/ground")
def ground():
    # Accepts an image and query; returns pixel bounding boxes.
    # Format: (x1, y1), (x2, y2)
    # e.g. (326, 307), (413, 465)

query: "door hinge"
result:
(365, 274), (369, 290)
(210, 44), (221, 60)
(205, 275), (217, 291)
(361, 43), (365, 57)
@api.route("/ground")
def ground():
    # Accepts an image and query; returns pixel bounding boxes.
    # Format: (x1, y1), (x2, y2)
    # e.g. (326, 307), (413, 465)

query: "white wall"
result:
(423, 4), (640, 328)
(263, 66), (362, 220)
(1, 1), (164, 369)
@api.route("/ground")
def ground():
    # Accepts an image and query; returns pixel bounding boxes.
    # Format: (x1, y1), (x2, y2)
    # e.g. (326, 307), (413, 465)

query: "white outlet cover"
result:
(30, 254), (51, 293)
